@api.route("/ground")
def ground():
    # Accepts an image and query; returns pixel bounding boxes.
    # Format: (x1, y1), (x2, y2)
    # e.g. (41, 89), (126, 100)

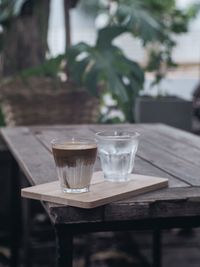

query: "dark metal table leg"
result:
(153, 229), (162, 267)
(55, 225), (74, 267)
(22, 198), (32, 267)
(84, 235), (91, 267)
(10, 156), (21, 267)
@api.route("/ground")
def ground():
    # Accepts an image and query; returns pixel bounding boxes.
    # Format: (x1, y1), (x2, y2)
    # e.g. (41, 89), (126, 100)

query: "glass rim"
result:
(51, 137), (96, 146)
(95, 130), (140, 140)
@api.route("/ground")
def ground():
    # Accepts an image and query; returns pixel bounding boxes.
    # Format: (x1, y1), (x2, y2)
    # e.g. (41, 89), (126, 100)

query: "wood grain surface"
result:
(21, 172), (168, 209)
(1, 123), (200, 224)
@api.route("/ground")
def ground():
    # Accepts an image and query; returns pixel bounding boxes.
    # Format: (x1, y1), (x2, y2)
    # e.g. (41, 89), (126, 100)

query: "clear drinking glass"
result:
(95, 130), (139, 182)
(51, 138), (97, 193)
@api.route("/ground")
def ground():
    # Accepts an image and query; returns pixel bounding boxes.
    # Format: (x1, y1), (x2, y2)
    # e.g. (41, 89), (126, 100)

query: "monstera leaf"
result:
(66, 30), (144, 104)
(97, 26), (127, 48)
(114, 0), (160, 44)
(80, 0), (161, 44)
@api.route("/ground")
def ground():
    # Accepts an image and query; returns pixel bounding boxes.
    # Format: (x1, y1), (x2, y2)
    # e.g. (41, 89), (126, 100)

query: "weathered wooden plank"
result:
(116, 186), (200, 203)
(96, 124), (200, 187)
(137, 124), (200, 166)
(90, 124), (200, 186)
(34, 129), (95, 152)
(3, 124), (194, 191)
(137, 139), (200, 186)
(30, 123), (132, 133)
(49, 187), (200, 224)
(148, 124), (200, 150)
(35, 127), (188, 188)
(2, 124), (199, 225)
(133, 157), (187, 188)
(104, 200), (200, 222)
(1, 127), (57, 185)
(1, 127), (105, 223)
(49, 203), (105, 224)
(104, 187), (200, 222)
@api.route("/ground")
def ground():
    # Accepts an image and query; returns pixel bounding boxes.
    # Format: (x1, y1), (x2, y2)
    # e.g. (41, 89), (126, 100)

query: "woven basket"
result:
(0, 77), (100, 126)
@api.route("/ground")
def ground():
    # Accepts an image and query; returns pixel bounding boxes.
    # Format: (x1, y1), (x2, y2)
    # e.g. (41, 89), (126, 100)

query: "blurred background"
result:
(50, 0), (200, 101)
(1, 1), (200, 267)
(0, 0), (200, 128)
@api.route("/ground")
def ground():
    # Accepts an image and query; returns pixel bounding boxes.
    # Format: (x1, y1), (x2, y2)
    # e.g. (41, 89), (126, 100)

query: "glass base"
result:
(62, 186), (89, 194)
(104, 174), (131, 182)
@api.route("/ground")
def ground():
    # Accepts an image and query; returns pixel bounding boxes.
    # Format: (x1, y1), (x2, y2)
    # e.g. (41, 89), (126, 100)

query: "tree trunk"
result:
(2, 0), (50, 76)
(64, 0), (80, 49)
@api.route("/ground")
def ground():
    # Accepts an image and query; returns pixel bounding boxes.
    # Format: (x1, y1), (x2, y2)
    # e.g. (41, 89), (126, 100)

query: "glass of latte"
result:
(51, 138), (97, 193)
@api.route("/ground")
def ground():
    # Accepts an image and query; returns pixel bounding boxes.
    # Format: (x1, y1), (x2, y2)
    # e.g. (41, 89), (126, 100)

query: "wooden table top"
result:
(1, 123), (200, 225)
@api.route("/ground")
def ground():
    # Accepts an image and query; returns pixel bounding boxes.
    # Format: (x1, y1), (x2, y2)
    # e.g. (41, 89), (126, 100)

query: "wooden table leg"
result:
(153, 229), (162, 267)
(55, 225), (74, 267)
(10, 156), (21, 267)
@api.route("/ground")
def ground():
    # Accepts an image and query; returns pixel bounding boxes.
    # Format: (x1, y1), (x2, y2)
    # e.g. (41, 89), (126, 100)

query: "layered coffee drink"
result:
(52, 139), (97, 193)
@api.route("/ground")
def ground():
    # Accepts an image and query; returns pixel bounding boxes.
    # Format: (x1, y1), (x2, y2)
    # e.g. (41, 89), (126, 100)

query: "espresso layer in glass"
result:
(52, 142), (97, 191)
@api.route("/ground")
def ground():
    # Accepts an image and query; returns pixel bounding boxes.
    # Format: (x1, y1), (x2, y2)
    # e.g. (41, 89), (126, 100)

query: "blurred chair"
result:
(0, 77), (100, 267)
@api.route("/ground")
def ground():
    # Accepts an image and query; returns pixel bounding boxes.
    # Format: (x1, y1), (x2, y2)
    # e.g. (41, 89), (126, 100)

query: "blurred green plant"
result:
(19, 55), (64, 79)
(144, 0), (200, 88)
(66, 26), (144, 122)
(80, 0), (199, 88)
(1, 0), (198, 123)
(68, 0), (199, 122)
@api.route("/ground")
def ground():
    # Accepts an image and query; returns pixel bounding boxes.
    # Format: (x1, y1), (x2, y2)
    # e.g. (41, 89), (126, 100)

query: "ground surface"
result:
(1, 228), (200, 267)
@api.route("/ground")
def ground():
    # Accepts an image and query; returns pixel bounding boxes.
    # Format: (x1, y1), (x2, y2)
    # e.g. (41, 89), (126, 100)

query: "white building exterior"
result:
(48, 0), (200, 99)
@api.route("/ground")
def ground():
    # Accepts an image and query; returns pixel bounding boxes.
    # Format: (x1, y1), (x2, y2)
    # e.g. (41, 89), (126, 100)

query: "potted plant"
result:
(65, 0), (169, 123)
(66, 0), (199, 126)
(0, 0), (97, 127)
(133, 0), (199, 131)
(65, 26), (145, 123)
(0, 56), (100, 126)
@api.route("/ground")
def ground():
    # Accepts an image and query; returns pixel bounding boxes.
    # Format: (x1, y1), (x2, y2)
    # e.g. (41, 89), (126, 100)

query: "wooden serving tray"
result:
(21, 172), (168, 209)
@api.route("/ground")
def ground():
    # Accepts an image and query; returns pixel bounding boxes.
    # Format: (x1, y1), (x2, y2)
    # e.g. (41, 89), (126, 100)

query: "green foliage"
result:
(108, 0), (161, 44)
(98, 114), (124, 124)
(19, 55), (65, 79)
(143, 0), (199, 86)
(1, 0), (197, 123)
(68, 0), (199, 122)
(69, 0), (199, 122)
(78, 0), (104, 17)
(79, 0), (199, 91)
(66, 26), (144, 122)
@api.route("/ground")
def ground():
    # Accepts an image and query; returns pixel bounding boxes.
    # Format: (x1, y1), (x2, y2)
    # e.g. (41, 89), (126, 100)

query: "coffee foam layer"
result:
(53, 142), (96, 150)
